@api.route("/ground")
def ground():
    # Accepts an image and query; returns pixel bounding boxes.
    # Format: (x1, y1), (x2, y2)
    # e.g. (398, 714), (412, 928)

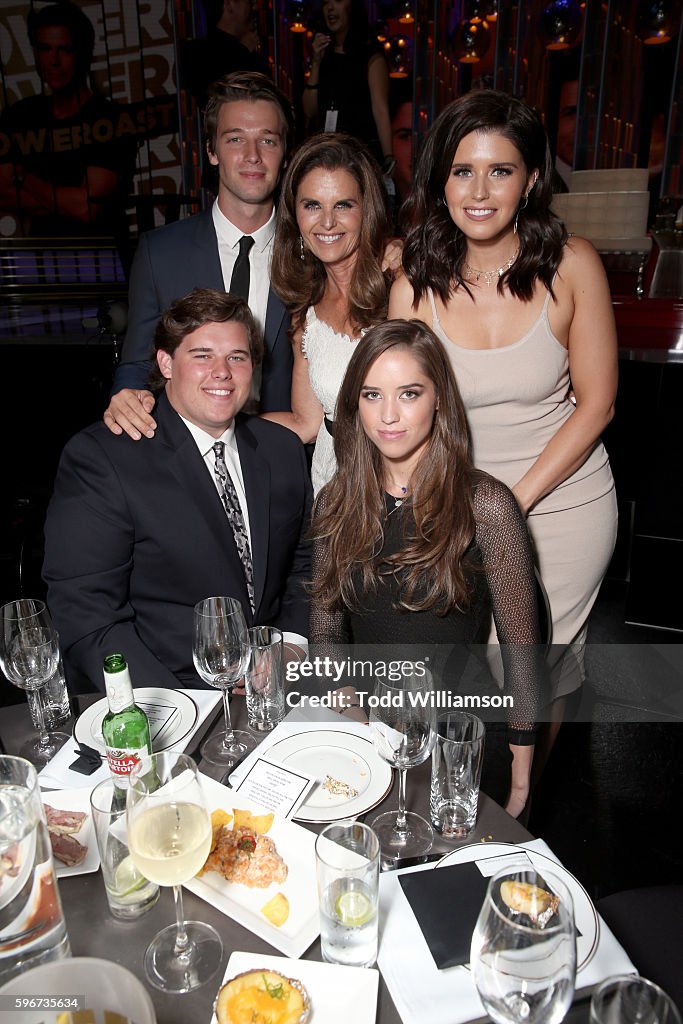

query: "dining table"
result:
(0, 691), (596, 1024)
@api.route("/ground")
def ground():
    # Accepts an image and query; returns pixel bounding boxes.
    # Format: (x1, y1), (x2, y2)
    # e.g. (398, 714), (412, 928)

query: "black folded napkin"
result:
(399, 862), (489, 970)
(69, 741), (103, 775)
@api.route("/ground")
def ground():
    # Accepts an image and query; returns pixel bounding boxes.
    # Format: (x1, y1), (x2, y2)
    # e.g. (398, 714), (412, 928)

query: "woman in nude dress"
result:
(390, 90), (618, 743)
(266, 133), (392, 492)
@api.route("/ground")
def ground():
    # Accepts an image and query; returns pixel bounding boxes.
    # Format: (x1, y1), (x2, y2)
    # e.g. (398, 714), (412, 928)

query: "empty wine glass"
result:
(471, 866), (576, 1024)
(0, 599), (66, 766)
(590, 975), (682, 1024)
(127, 751), (223, 992)
(368, 668), (436, 864)
(192, 596), (254, 766)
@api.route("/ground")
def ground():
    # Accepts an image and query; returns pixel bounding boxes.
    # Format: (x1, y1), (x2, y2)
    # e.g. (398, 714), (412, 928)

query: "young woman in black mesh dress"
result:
(309, 319), (544, 817)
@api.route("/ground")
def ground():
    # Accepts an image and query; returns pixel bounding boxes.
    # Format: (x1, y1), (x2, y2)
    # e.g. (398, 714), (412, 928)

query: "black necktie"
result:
(229, 235), (255, 300)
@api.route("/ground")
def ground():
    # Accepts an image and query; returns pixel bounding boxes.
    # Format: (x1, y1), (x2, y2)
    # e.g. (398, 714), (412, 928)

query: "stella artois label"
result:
(105, 746), (147, 786)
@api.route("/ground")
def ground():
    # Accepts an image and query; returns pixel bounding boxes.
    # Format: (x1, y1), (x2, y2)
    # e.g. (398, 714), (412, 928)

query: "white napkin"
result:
(377, 838), (637, 1024)
(38, 689), (221, 790)
(227, 705), (372, 789)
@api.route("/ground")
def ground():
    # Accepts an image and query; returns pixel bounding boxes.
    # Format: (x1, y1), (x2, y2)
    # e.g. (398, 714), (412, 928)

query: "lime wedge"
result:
(112, 855), (146, 897)
(334, 890), (373, 926)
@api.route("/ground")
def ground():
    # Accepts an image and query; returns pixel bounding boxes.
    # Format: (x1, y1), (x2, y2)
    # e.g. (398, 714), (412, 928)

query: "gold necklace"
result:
(462, 249), (518, 286)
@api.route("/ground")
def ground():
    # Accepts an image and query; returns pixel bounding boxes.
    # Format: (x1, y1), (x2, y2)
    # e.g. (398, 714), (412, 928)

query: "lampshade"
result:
(539, 0), (582, 50)
(451, 18), (491, 63)
(466, 0), (498, 23)
(398, 0), (415, 25)
(383, 34), (413, 78)
(637, 0), (678, 44)
(286, 0), (307, 33)
(372, 18), (390, 44)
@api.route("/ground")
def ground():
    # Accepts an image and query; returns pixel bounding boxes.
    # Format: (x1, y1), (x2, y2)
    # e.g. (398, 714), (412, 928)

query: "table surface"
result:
(0, 693), (590, 1024)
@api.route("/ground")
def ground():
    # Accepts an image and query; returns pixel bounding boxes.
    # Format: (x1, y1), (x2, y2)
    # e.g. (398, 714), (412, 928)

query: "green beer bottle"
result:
(102, 653), (152, 789)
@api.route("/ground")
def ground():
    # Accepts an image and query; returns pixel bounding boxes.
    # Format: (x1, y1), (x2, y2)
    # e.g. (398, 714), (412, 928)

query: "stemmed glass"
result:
(471, 866), (576, 1024)
(0, 599), (67, 766)
(127, 751), (223, 992)
(368, 668), (436, 863)
(192, 596), (255, 766)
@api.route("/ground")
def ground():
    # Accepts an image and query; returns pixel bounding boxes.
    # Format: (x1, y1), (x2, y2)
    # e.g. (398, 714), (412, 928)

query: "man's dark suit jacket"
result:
(112, 209), (292, 412)
(43, 392), (311, 692)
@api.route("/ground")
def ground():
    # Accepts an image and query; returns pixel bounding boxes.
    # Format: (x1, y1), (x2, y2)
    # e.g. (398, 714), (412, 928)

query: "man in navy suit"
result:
(104, 71), (293, 440)
(44, 289), (310, 691)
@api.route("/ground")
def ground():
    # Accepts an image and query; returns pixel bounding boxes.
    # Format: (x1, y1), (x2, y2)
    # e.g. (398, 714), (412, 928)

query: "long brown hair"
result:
(310, 319), (482, 614)
(270, 133), (390, 333)
(402, 89), (567, 304)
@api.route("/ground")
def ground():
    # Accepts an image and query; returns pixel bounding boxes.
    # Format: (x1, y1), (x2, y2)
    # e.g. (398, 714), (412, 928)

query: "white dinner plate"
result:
(266, 729), (393, 823)
(42, 787), (100, 878)
(211, 951), (380, 1024)
(437, 842), (599, 972)
(183, 774), (320, 958)
(73, 687), (199, 754)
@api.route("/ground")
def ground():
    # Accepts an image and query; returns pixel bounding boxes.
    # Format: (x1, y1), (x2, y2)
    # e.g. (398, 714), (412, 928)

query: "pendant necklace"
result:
(386, 485), (408, 517)
(463, 249), (518, 287)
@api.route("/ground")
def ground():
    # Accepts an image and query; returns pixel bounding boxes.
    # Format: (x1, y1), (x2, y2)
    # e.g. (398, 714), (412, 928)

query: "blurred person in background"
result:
(302, 0), (393, 177)
(0, 0), (137, 238)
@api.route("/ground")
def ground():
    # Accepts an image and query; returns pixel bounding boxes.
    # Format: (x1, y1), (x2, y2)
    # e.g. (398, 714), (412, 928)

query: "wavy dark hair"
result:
(310, 319), (483, 614)
(402, 89), (568, 304)
(271, 133), (390, 333)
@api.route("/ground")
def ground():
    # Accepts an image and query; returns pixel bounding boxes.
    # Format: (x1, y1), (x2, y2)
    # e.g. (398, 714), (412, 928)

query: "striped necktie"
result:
(212, 441), (255, 612)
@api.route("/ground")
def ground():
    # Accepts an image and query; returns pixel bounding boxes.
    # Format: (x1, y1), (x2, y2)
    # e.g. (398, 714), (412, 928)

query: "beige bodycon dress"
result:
(429, 289), (618, 696)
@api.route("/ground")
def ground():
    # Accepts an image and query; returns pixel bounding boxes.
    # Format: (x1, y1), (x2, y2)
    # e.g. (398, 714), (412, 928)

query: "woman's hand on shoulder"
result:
(382, 237), (404, 276)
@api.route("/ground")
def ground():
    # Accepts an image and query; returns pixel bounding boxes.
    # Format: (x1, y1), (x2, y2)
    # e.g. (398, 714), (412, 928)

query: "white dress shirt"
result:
(181, 415), (307, 648)
(212, 201), (274, 336)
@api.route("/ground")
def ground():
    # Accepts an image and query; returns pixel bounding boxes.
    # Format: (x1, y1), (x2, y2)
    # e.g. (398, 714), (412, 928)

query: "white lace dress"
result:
(301, 305), (362, 493)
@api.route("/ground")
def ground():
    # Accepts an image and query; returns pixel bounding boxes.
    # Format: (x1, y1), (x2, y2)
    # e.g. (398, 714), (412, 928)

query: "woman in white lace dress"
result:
(267, 133), (392, 492)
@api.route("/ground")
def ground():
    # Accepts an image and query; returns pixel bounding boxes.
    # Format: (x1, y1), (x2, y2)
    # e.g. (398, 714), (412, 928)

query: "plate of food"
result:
(184, 774), (319, 958)
(42, 787), (100, 877)
(265, 729), (393, 823)
(437, 842), (599, 972)
(211, 951), (380, 1024)
(73, 687), (199, 754)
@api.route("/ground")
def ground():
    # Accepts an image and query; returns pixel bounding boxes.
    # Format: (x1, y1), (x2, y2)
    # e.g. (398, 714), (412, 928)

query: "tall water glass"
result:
(0, 755), (70, 983)
(430, 711), (485, 837)
(315, 821), (380, 968)
(590, 975), (682, 1024)
(192, 596), (254, 766)
(245, 626), (285, 731)
(471, 866), (576, 1024)
(127, 751), (223, 993)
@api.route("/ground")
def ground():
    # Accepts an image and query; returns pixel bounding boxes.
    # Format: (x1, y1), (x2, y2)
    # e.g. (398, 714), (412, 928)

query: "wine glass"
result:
(192, 596), (255, 766)
(368, 668), (436, 864)
(0, 599), (67, 766)
(127, 751), (223, 992)
(471, 866), (576, 1024)
(590, 975), (682, 1024)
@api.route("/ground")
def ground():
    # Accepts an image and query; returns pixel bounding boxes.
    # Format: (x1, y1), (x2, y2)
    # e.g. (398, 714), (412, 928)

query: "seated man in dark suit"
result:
(43, 289), (311, 692)
(103, 71), (294, 441)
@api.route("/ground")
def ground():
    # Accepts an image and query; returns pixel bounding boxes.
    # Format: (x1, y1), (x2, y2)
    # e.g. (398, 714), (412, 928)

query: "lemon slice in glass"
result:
(334, 890), (373, 926)
(112, 855), (146, 898)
